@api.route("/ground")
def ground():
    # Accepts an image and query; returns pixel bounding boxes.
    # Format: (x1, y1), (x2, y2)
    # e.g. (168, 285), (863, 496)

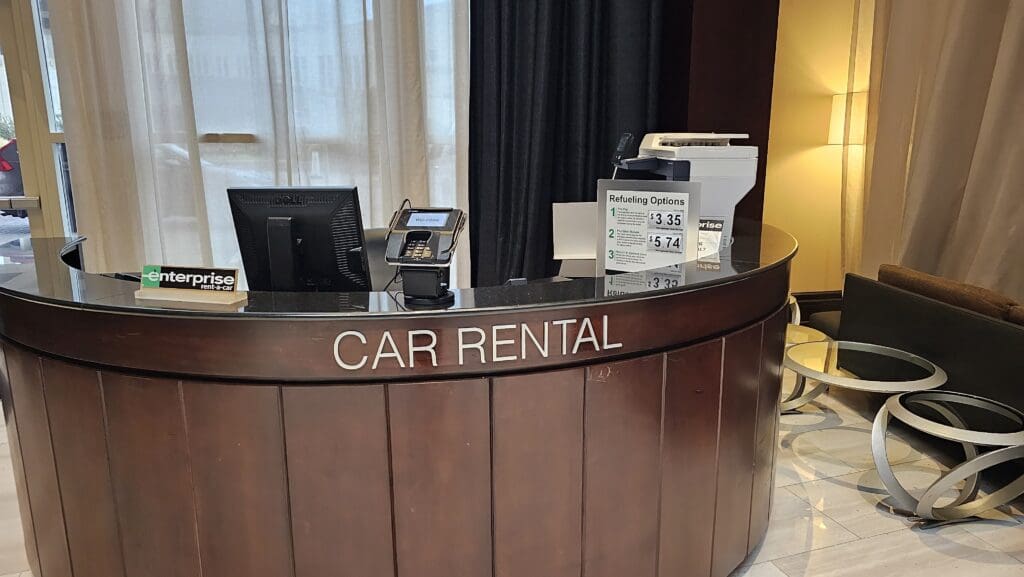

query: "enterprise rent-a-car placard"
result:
(597, 180), (701, 274)
(141, 265), (238, 291)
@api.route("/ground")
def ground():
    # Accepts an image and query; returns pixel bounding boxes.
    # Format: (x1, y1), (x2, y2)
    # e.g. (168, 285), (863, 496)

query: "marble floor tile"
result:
(961, 515), (1024, 563)
(781, 421), (923, 472)
(771, 486), (817, 520)
(815, 387), (882, 419)
(773, 443), (865, 488)
(745, 488), (859, 565)
(730, 562), (789, 577)
(778, 400), (871, 435)
(0, 446), (26, 577)
(0, 493), (27, 577)
(785, 457), (964, 538)
(772, 525), (1024, 577)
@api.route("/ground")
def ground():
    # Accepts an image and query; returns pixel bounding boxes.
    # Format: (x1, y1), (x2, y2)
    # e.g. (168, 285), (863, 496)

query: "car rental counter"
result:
(0, 223), (795, 577)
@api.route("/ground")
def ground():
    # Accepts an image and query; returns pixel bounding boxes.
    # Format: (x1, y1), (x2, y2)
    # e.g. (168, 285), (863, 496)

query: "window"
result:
(9, 0), (468, 277)
(33, 0), (62, 133)
(32, 0), (75, 235)
(1, 47), (28, 211)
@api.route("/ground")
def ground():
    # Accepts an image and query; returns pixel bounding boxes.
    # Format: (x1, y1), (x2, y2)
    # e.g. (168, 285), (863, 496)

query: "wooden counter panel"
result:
(748, 306), (788, 552)
(583, 355), (664, 577)
(493, 368), (584, 577)
(711, 323), (764, 577)
(102, 374), (202, 577)
(3, 345), (72, 577)
(41, 358), (126, 577)
(182, 382), (294, 577)
(658, 339), (724, 577)
(388, 379), (492, 577)
(0, 300), (789, 577)
(283, 385), (395, 577)
(0, 345), (42, 577)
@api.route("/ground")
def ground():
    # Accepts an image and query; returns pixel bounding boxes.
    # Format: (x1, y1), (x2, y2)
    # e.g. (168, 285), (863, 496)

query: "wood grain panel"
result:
(0, 263), (790, 381)
(493, 369), (584, 577)
(748, 308), (788, 551)
(41, 358), (126, 577)
(102, 373), (201, 577)
(4, 346), (72, 577)
(389, 379), (491, 577)
(583, 355), (664, 577)
(283, 385), (394, 577)
(658, 339), (724, 577)
(182, 382), (294, 577)
(688, 0), (781, 223)
(711, 323), (764, 577)
(0, 344), (41, 577)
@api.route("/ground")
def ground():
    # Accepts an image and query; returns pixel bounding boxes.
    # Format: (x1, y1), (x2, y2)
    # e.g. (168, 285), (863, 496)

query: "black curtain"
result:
(469, 0), (665, 286)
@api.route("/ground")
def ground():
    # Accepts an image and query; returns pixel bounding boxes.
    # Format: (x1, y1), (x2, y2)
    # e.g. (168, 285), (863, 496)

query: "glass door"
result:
(0, 44), (32, 253)
(0, 0), (74, 243)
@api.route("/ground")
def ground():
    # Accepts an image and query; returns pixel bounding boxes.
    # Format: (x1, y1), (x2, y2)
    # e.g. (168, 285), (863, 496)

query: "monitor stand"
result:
(267, 216), (297, 291)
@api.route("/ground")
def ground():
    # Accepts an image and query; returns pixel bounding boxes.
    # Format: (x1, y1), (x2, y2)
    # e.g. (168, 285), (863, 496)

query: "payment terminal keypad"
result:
(402, 239), (433, 261)
(385, 208), (464, 268)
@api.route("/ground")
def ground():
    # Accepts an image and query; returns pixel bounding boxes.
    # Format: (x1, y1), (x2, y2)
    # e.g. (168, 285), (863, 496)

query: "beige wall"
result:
(763, 0), (859, 293)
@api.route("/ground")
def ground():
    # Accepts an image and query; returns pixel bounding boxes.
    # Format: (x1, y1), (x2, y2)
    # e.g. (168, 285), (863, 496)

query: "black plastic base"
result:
(402, 291), (455, 309)
(398, 266), (453, 309)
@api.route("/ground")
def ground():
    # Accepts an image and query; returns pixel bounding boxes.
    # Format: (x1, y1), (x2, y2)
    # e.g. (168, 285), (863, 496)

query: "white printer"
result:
(616, 132), (758, 257)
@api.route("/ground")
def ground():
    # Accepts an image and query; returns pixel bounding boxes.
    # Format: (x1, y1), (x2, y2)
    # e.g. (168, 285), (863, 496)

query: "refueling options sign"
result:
(597, 180), (701, 274)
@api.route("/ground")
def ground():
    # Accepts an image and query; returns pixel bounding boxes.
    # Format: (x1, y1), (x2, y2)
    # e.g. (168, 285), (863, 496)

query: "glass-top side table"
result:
(786, 324), (830, 346)
(781, 324), (832, 412)
(781, 340), (947, 412)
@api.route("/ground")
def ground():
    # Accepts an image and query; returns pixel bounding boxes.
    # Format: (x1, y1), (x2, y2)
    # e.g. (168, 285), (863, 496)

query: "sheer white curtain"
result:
(855, 0), (1024, 299)
(49, 0), (470, 285)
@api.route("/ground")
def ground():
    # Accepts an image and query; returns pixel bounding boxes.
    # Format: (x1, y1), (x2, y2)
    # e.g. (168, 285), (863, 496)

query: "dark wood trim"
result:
(687, 0), (781, 224)
(0, 264), (789, 382)
(657, 1), (695, 130)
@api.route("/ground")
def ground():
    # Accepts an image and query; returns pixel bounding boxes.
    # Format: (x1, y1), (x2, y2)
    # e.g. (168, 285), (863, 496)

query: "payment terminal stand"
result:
(384, 207), (466, 308)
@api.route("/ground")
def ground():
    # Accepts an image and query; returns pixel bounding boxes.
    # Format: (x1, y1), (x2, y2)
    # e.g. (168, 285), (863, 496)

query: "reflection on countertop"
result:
(0, 220), (796, 317)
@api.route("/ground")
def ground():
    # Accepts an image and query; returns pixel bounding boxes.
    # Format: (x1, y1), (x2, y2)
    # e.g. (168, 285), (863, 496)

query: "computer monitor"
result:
(227, 187), (371, 292)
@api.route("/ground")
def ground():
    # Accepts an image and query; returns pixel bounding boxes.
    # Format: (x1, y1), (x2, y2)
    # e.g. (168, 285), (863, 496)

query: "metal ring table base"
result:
(780, 374), (829, 413)
(872, 392), (1024, 522)
(779, 332), (835, 413)
(781, 341), (948, 414)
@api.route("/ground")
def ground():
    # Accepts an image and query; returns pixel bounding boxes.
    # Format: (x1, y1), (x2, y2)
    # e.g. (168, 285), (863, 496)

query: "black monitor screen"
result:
(228, 187), (370, 292)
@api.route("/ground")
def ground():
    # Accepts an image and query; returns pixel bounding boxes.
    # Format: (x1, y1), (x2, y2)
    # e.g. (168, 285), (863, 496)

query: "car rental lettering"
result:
(333, 315), (623, 370)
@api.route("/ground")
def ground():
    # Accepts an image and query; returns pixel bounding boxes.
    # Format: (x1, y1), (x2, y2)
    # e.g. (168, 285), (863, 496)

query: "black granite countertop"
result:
(0, 221), (796, 318)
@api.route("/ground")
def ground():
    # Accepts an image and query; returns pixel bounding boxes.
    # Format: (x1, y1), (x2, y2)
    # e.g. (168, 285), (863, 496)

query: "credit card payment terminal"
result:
(385, 207), (466, 307)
